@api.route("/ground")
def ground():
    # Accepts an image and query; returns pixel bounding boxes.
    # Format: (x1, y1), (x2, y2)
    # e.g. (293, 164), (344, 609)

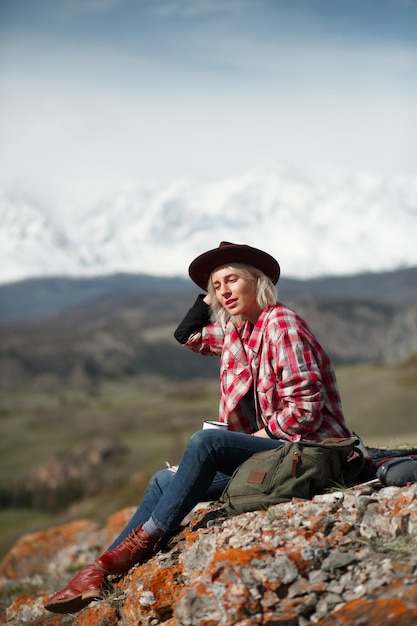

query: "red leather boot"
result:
(96, 524), (162, 574)
(44, 563), (108, 614)
(44, 525), (161, 614)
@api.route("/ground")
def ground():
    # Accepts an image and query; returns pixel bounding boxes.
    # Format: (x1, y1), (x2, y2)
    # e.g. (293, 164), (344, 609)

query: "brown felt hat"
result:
(189, 241), (280, 290)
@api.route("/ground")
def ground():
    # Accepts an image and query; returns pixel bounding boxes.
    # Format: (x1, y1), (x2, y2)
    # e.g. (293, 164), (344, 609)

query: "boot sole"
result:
(44, 588), (103, 614)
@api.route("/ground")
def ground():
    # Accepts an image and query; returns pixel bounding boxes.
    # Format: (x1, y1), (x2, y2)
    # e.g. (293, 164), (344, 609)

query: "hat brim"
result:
(188, 243), (280, 290)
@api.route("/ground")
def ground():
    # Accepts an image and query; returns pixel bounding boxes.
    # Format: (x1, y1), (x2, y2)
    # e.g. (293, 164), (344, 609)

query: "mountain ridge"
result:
(1, 277), (416, 393)
(1, 265), (416, 323)
(1, 166), (417, 284)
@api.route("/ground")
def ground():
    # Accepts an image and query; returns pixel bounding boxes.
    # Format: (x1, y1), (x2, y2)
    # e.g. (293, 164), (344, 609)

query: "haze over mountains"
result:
(1, 166), (417, 285)
(1, 264), (416, 393)
(2, 165), (416, 378)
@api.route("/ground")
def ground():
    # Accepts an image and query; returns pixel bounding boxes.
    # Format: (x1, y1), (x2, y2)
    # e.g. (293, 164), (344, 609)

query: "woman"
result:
(45, 242), (352, 614)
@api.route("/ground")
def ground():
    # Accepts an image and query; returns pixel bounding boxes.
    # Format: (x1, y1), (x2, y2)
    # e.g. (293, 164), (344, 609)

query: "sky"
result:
(0, 0), (416, 212)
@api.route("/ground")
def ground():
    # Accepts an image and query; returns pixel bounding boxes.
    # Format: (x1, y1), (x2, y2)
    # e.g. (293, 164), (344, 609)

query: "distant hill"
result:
(0, 268), (416, 391)
(0, 266), (416, 322)
(279, 266), (417, 305)
(0, 274), (193, 322)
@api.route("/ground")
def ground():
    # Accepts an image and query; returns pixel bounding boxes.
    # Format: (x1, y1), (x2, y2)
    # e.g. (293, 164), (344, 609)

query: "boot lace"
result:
(123, 527), (152, 557)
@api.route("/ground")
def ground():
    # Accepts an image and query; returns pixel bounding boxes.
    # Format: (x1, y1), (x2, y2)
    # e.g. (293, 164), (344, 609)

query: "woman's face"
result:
(211, 266), (261, 324)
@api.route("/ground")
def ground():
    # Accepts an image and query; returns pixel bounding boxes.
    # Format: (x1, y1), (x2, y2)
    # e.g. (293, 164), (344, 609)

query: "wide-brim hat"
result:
(188, 241), (280, 290)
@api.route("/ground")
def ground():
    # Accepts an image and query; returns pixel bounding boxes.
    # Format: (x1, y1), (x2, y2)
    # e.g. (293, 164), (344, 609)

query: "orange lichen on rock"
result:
(68, 602), (121, 625)
(0, 519), (100, 580)
(210, 545), (263, 569)
(331, 521), (355, 540)
(102, 507), (136, 548)
(6, 594), (40, 620)
(2, 483), (417, 625)
(133, 559), (184, 609)
(317, 596), (417, 626)
(262, 609), (299, 625)
(287, 547), (317, 577)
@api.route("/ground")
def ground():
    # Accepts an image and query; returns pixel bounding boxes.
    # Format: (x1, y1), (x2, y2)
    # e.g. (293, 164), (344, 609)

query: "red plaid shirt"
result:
(183, 303), (351, 442)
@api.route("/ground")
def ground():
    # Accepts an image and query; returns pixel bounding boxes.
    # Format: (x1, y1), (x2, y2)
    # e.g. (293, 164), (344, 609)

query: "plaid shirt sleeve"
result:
(186, 323), (226, 356)
(259, 323), (348, 441)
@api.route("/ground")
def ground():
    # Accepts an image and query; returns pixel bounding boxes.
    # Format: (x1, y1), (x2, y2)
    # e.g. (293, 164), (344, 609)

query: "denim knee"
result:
(187, 428), (220, 449)
(149, 469), (176, 496)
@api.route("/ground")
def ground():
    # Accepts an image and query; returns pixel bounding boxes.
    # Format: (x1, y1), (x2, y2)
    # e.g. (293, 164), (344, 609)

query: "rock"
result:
(25, 438), (128, 511)
(1, 483), (417, 625)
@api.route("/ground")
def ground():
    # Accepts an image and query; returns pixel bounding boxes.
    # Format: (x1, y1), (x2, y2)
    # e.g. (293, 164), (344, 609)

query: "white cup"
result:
(203, 420), (228, 430)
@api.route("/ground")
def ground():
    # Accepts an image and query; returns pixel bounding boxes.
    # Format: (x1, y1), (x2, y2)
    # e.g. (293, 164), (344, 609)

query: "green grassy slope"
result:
(0, 355), (416, 558)
(337, 353), (417, 447)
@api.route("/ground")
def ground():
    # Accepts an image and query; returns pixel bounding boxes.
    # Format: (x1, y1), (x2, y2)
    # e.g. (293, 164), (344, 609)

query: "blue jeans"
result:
(107, 428), (284, 548)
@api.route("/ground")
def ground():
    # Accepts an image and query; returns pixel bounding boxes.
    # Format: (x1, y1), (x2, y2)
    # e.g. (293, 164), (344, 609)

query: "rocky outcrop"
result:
(26, 438), (127, 511)
(1, 480), (417, 625)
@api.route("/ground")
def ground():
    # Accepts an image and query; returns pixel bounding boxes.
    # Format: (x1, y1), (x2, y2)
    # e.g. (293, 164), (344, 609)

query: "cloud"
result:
(150, 0), (251, 17)
(0, 0), (416, 208)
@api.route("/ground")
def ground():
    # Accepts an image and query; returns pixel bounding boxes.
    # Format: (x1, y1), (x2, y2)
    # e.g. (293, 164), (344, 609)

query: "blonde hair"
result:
(207, 263), (278, 324)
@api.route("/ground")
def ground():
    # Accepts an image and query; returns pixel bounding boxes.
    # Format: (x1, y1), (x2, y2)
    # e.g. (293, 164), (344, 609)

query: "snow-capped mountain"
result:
(1, 166), (416, 285)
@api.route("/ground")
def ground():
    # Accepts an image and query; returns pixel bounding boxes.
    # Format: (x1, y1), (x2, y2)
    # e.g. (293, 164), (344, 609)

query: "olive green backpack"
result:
(220, 437), (364, 515)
